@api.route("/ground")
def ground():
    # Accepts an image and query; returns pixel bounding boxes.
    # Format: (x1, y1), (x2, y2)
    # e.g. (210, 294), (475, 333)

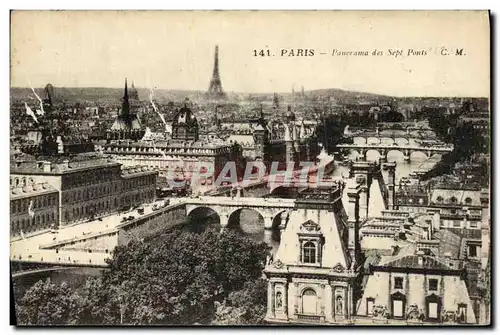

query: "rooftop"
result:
(11, 153), (120, 175)
(10, 182), (57, 199)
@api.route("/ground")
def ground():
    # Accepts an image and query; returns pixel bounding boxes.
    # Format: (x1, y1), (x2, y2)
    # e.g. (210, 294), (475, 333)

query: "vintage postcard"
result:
(9, 10), (490, 326)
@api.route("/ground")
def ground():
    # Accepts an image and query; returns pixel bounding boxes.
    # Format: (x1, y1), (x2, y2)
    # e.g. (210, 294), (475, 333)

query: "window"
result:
(302, 242), (317, 264)
(450, 197), (457, 204)
(394, 277), (404, 289)
(468, 245), (477, 258)
(465, 197), (472, 205)
(366, 298), (375, 316)
(302, 289), (317, 315)
(436, 196), (443, 203)
(428, 279), (438, 291)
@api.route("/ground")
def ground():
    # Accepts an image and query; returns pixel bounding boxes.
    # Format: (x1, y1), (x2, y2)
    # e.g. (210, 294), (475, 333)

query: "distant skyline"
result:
(11, 11), (490, 97)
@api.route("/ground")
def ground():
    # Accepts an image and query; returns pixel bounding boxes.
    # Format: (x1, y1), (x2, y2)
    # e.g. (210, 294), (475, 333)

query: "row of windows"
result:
(64, 169), (118, 188)
(122, 176), (156, 191)
(11, 194), (58, 214)
(439, 219), (478, 228)
(121, 191), (154, 206)
(10, 177), (35, 188)
(435, 196), (473, 204)
(394, 276), (439, 291)
(12, 212), (57, 234)
(61, 190), (155, 222)
(62, 183), (119, 203)
(397, 197), (426, 205)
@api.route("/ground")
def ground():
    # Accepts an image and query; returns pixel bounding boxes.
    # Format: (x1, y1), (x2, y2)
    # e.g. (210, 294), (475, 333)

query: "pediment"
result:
(332, 263), (345, 273)
(300, 220), (321, 232)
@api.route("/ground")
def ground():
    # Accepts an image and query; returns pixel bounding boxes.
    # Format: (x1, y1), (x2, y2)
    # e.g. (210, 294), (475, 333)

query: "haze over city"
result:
(11, 11), (489, 97)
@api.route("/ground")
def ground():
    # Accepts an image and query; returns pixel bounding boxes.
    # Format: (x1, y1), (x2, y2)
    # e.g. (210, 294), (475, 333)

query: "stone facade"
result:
(264, 185), (361, 324)
(10, 182), (59, 237)
(10, 153), (157, 229)
(357, 253), (477, 324)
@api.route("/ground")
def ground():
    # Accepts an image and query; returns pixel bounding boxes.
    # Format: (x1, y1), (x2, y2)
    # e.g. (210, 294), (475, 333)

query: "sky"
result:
(10, 11), (490, 97)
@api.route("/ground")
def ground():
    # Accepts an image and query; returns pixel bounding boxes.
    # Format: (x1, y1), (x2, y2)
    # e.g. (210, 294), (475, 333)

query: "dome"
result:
(171, 104), (199, 141)
(172, 105), (198, 127)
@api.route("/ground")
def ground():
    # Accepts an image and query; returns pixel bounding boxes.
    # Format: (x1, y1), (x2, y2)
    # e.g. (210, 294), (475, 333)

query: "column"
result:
(385, 162), (397, 210)
(263, 215), (273, 230)
(347, 285), (352, 321)
(359, 149), (366, 161)
(403, 149), (410, 162)
(263, 228), (274, 247)
(359, 185), (369, 221)
(236, 187), (242, 199)
(279, 211), (289, 236)
(347, 189), (360, 268)
(266, 281), (275, 320)
(294, 282), (299, 317)
(219, 213), (229, 233)
(283, 281), (289, 320)
(379, 149), (387, 163)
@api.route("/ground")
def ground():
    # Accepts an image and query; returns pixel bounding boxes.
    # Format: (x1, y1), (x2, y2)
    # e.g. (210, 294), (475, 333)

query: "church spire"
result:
(122, 78), (130, 122)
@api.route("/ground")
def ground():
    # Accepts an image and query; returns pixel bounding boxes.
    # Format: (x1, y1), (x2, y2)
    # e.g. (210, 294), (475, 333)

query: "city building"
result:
(225, 106), (318, 169)
(107, 79), (145, 141)
(99, 101), (233, 185)
(264, 182), (362, 324)
(395, 184), (489, 230)
(10, 151), (157, 229)
(357, 248), (477, 324)
(10, 181), (59, 237)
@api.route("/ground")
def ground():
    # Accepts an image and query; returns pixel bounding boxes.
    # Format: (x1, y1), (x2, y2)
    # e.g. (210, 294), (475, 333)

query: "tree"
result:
(16, 279), (80, 325)
(15, 229), (270, 326)
(212, 278), (268, 325)
(101, 228), (270, 325)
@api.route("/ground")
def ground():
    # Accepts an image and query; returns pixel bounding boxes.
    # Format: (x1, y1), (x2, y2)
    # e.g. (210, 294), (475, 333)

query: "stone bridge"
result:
(337, 143), (453, 162)
(183, 196), (296, 230)
(11, 266), (77, 279)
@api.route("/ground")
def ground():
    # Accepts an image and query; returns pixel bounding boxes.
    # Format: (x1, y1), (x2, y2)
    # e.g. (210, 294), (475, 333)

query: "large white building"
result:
(357, 249), (477, 324)
(264, 181), (362, 324)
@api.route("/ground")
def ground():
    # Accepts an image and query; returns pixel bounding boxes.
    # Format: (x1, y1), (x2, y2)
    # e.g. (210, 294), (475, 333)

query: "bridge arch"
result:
(379, 137), (395, 145)
(353, 136), (367, 145)
(226, 207), (266, 233)
(386, 149), (405, 161)
(366, 137), (380, 145)
(409, 150), (429, 161)
(186, 206), (221, 229)
(394, 137), (410, 146)
(271, 210), (288, 229)
(365, 149), (381, 161)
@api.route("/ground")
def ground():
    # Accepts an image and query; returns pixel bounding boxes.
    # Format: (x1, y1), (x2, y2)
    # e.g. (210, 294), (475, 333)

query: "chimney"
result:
(416, 250), (425, 266)
(347, 188), (361, 268)
(42, 161), (51, 173)
(425, 219), (433, 240)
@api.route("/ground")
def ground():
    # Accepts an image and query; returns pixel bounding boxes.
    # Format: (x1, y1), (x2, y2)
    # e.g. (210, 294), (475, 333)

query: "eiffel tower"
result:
(207, 45), (226, 100)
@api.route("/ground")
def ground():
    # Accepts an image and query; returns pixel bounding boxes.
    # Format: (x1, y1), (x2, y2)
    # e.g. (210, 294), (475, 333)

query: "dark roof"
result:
(433, 228), (482, 260)
(383, 255), (452, 271)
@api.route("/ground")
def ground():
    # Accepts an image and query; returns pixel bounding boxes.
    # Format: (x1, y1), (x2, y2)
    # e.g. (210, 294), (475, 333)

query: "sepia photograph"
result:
(9, 10), (491, 326)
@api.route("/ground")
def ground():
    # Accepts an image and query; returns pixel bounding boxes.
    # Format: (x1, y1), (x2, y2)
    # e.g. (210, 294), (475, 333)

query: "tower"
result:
(273, 93), (279, 109)
(207, 45), (226, 100)
(122, 78), (131, 128)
